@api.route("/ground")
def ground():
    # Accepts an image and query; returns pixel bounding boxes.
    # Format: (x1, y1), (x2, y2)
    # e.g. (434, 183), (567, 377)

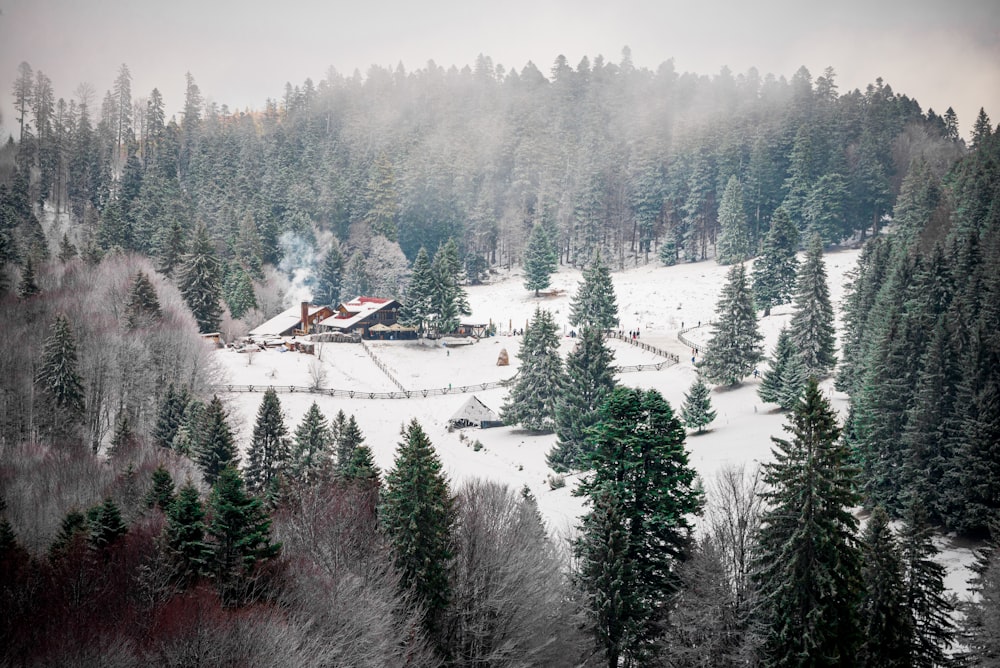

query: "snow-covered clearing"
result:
(214, 247), (975, 599)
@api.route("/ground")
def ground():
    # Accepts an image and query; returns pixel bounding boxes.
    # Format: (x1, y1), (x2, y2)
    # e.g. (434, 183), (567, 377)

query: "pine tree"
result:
(165, 482), (212, 587)
(335, 414), (365, 474)
(548, 325), (617, 471)
(234, 213), (264, 280)
(146, 465), (176, 511)
(207, 466), (281, 604)
(123, 270), (162, 329)
(289, 401), (332, 483)
(380, 419), (455, 641)
(179, 222), (223, 333)
(400, 246), (434, 332)
(523, 222), (557, 297)
(962, 535), (1000, 662)
(342, 443), (381, 484)
(222, 262), (257, 320)
(574, 386), (702, 666)
(108, 409), (137, 458)
(753, 378), (862, 666)
(700, 263), (764, 386)
(87, 498), (128, 552)
(244, 387), (290, 497)
(313, 243), (344, 307)
(716, 175), (751, 265)
(35, 313), (85, 439)
(758, 327), (807, 410)
(899, 501), (956, 666)
(17, 255), (40, 299)
(681, 375), (717, 433)
(58, 232), (77, 262)
(788, 234), (837, 376)
(153, 384), (190, 449)
(431, 238), (472, 335)
(49, 510), (89, 559)
(569, 250), (619, 331)
(197, 395), (239, 486)
(751, 207), (799, 316)
(157, 218), (186, 277)
(171, 397), (204, 457)
(858, 506), (911, 667)
(501, 307), (565, 432)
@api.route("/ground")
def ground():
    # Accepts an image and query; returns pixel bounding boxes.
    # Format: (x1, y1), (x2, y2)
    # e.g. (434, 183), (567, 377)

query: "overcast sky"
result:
(1, 0), (998, 139)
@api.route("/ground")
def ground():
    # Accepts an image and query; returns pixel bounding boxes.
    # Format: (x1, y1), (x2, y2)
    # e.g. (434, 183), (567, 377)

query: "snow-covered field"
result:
(213, 248), (975, 599)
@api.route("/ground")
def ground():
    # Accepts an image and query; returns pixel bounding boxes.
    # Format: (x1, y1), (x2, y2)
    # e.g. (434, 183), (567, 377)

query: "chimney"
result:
(301, 301), (310, 335)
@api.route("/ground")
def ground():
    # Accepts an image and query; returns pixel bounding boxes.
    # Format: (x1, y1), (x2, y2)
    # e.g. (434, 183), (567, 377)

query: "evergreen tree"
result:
(153, 384), (190, 449)
(171, 396), (204, 457)
(35, 313), (85, 438)
(335, 414), (365, 474)
(700, 263), (764, 386)
(58, 232), (77, 262)
(108, 409), (137, 458)
(244, 387), (290, 497)
(961, 535), (1000, 663)
(342, 443), (381, 484)
(49, 510), (88, 559)
(165, 482), (212, 587)
(197, 395), (239, 486)
(788, 234), (837, 376)
(716, 175), (751, 265)
(207, 465), (281, 603)
(569, 250), (619, 331)
(88, 497), (128, 552)
(758, 327), (807, 410)
(430, 238), (471, 335)
(313, 243), (344, 307)
(123, 270), (162, 329)
(234, 213), (264, 280)
(380, 419), (455, 641)
(858, 506), (911, 667)
(222, 262), (257, 320)
(574, 386), (702, 666)
(523, 222), (558, 297)
(178, 222), (223, 333)
(157, 218), (186, 277)
(548, 325), (617, 471)
(752, 207), (799, 316)
(146, 465), (176, 511)
(899, 501), (956, 666)
(289, 401), (332, 483)
(753, 378), (862, 666)
(17, 255), (40, 299)
(400, 246), (434, 332)
(501, 307), (565, 432)
(681, 374), (717, 433)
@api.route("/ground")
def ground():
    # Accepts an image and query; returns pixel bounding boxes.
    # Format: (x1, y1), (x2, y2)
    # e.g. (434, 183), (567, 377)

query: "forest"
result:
(1, 50), (999, 665)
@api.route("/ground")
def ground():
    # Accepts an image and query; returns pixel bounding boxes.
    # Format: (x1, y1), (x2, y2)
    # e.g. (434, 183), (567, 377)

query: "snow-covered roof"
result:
(317, 296), (398, 331)
(249, 304), (325, 337)
(448, 395), (500, 426)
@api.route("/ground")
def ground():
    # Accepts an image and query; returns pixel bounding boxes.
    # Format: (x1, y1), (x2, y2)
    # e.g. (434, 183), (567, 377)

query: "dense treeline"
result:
(0, 51), (972, 306)
(840, 128), (1000, 537)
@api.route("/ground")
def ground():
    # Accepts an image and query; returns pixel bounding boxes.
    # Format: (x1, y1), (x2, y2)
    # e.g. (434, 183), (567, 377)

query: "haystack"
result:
(497, 348), (509, 366)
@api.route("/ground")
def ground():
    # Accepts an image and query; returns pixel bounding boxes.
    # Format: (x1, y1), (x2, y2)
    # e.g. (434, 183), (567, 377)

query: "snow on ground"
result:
(214, 246), (976, 599)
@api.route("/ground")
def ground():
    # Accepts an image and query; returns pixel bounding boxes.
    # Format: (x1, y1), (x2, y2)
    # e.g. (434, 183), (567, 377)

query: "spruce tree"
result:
(342, 443), (381, 484)
(574, 386), (702, 666)
(108, 409), (137, 458)
(548, 325), (617, 471)
(523, 222), (557, 297)
(788, 234), (837, 376)
(123, 270), (162, 329)
(501, 307), (565, 432)
(380, 419), (455, 642)
(171, 396), (204, 457)
(88, 498), (128, 552)
(153, 384), (190, 450)
(208, 465), (281, 604)
(157, 218), (186, 277)
(289, 401), (332, 483)
(751, 207), (799, 316)
(716, 175), (752, 265)
(197, 395), (239, 486)
(335, 414), (365, 474)
(858, 506), (911, 667)
(146, 465), (176, 511)
(165, 482), (211, 587)
(17, 255), (40, 299)
(569, 250), (619, 331)
(49, 510), (88, 559)
(681, 375), (717, 433)
(313, 243), (344, 307)
(899, 501), (956, 666)
(400, 246), (434, 332)
(700, 263), (764, 386)
(962, 535), (1000, 662)
(36, 313), (85, 439)
(58, 232), (77, 262)
(244, 387), (291, 497)
(179, 222), (223, 333)
(430, 238), (471, 335)
(758, 327), (807, 410)
(222, 262), (257, 320)
(753, 378), (862, 666)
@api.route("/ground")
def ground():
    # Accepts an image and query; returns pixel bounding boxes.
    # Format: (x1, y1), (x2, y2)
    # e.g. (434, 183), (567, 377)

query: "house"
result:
(249, 302), (335, 338)
(316, 296), (415, 339)
(448, 395), (502, 429)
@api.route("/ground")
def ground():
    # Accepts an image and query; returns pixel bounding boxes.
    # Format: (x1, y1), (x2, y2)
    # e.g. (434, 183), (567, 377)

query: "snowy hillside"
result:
(214, 247), (975, 597)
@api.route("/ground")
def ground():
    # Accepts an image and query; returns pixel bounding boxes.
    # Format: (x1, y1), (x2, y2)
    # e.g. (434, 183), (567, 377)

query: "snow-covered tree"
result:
(524, 222), (558, 297)
(716, 176), (751, 265)
(681, 375), (717, 433)
(752, 207), (799, 316)
(501, 307), (565, 432)
(569, 250), (618, 331)
(289, 402), (332, 483)
(700, 263), (764, 386)
(758, 327), (807, 410)
(789, 234), (837, 376)
(179, 222), (223, 333)
(244, 387), (291, 497)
